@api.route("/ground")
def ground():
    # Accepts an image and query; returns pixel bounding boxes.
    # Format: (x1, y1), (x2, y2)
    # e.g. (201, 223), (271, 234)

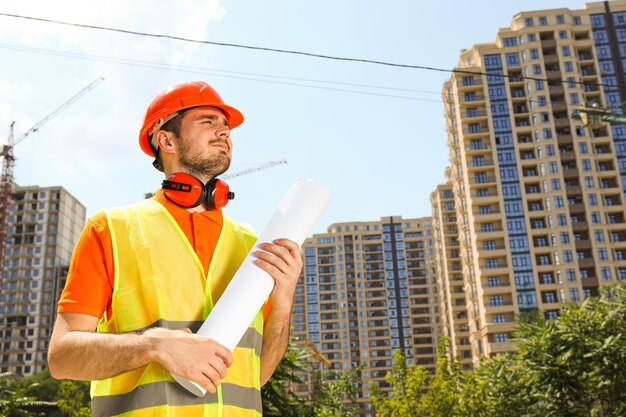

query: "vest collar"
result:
(153, 189), (223, 226)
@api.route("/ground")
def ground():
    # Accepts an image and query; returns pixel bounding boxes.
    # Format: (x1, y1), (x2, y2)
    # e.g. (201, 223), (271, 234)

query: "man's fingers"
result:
(216, 347), (234, 368)
(255, 250), (288, 275)
(274, 238), (301, 258)
(258, 241), (300, 265)
(202, 366), (222, 392)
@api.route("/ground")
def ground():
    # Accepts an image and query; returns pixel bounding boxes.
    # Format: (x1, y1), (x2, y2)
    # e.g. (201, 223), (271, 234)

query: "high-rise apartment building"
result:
(438, 1), (626, 364)
(291, 216), (441, 417)
(0, 185), (85, 376)
(430, 169), (472, 371)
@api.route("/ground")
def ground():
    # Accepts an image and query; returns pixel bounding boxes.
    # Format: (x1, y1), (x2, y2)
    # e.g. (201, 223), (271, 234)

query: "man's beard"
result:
(178, 137), (231, 181)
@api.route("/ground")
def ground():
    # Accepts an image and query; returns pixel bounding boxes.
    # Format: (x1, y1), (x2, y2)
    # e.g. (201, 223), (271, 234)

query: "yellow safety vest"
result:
(91, 199), (264, 417)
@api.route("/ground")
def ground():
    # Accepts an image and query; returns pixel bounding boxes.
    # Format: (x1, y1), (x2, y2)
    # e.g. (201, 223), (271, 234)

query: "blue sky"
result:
(0, 0), (587, 235)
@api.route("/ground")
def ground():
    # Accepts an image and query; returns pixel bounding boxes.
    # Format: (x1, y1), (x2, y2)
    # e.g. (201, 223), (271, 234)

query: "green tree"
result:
(310, 366), (361, 417)
(7, 370), (60, 404)
(0, 372), (47, 417)
(370, 349), (430, 417)
(422, 337), (462, 417)
(261, 344), (311, 417)
(456, 353), (538, 417)
(4, 370), (90, 416)
(516, 283), (626, 417)
(57, 381), (91, 417)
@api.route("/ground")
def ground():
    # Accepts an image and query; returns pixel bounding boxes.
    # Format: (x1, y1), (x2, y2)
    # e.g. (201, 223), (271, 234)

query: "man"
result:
(48, 81), (302, 416)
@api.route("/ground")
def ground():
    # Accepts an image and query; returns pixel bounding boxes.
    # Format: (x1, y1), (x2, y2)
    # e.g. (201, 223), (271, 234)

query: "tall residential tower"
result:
(0, 185), (85, 376)
(438, 1), (626, 364)
(291, 216), (441, 417)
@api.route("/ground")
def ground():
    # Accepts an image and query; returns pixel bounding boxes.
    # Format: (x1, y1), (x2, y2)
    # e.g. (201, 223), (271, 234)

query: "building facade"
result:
(439, 1), (626, 364)
(430, 169), (473, 371)
(291, 216), (441, 417)
(0, 185), (85, 376)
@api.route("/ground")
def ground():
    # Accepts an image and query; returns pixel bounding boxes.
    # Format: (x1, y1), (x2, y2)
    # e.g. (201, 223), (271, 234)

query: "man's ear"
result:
(155, 130), (177, 155)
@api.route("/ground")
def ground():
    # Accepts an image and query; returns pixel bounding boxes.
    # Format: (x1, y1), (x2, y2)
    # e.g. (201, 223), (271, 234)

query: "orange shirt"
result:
(58, 190), (224, 320)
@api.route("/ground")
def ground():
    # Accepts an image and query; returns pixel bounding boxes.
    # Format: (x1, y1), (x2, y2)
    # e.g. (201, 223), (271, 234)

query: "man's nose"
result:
(217, 124), (230, 138)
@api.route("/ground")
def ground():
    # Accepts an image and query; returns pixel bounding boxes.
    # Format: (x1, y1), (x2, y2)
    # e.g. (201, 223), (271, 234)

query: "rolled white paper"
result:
(173, 178), (332, 396)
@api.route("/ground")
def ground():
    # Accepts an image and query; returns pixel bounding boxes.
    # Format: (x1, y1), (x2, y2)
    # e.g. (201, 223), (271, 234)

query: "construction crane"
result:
(221, 159), (287, 180)
(302, 339), (332, 367)
(0, 77), (104, 293)
(571, 103), (626, 128)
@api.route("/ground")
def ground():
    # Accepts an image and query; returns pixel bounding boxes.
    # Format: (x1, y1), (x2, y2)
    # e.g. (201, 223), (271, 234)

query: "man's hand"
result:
(48, 312), (232, 393)
(145, 328), (233, 393)
(254, 238), (303, 314)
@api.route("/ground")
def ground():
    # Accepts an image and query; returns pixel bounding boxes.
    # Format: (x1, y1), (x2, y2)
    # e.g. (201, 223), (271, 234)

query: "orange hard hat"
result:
(139, 81), (244, 157)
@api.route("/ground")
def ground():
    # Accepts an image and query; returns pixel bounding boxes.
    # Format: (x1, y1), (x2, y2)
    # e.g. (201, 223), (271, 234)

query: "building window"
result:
(566, 269), (576, 282)
(539, 16), (548, 25)
(525, 17), (534, 26)
(556, 15), (565, 24)
(544, 292), (557, 303)
(564, 250), (573, 263)
(494, 333), (510, 343)
(503, 37), (518, 47)
(573, 16), (582, 25)
(493, 314), (506, 323)
(487, 276), (502, 287)
(490, 296), (504, 306)
(591, 212), (602, 224)
(591, 15), (605, 28)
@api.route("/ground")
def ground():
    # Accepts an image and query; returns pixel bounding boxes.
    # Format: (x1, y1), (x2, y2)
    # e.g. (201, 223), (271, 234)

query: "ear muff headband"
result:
(162, 172), (234, 209)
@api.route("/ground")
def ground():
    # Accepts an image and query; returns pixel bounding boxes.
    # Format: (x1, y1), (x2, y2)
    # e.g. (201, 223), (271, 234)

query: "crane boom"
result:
(13, 77), (105, 146)
(0, 78), (104, 298)
(222, 159), (287, 180)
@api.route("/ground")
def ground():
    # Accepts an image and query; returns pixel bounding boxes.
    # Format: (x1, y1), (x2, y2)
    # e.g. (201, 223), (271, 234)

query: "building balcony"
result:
(482, 283), (512, 295)
(543, 54), (559, 64)
(566, 185), (582, 195)
(554, 118), (571, 128)
(464, 144), (493, 155)
(568, 203), (586, 213)
(574, 239), (593, 250)
(559, 151), (576, 161)
(469, 176), (497, 185)
(549, 86), (564, 96)
(457, 77), (484, 90)
(578, 258), (595, 268)
(484, 303), (515, 314)
(463, 109), (489, 120)
(546, 70), (561, 79)
(468, 158), (495, 169)
(572, 221), (589, 231)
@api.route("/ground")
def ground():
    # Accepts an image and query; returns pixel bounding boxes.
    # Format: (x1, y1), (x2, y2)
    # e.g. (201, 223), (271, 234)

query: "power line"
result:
(2, 12), (626, 93)
(0, 42), (443, 103)
(0, 42), (605, 114)
(0, 42), (438, 95)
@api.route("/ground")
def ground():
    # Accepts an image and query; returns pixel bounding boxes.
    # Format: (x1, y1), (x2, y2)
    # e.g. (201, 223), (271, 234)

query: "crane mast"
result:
(0, 78), (104, 296)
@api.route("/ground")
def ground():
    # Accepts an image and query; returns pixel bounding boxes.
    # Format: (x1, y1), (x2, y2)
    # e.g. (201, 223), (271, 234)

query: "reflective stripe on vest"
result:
(92, 200), (263, 417)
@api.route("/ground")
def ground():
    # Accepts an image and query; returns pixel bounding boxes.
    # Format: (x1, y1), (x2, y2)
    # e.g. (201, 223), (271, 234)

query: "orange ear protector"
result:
(162, 172), (235, 209)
